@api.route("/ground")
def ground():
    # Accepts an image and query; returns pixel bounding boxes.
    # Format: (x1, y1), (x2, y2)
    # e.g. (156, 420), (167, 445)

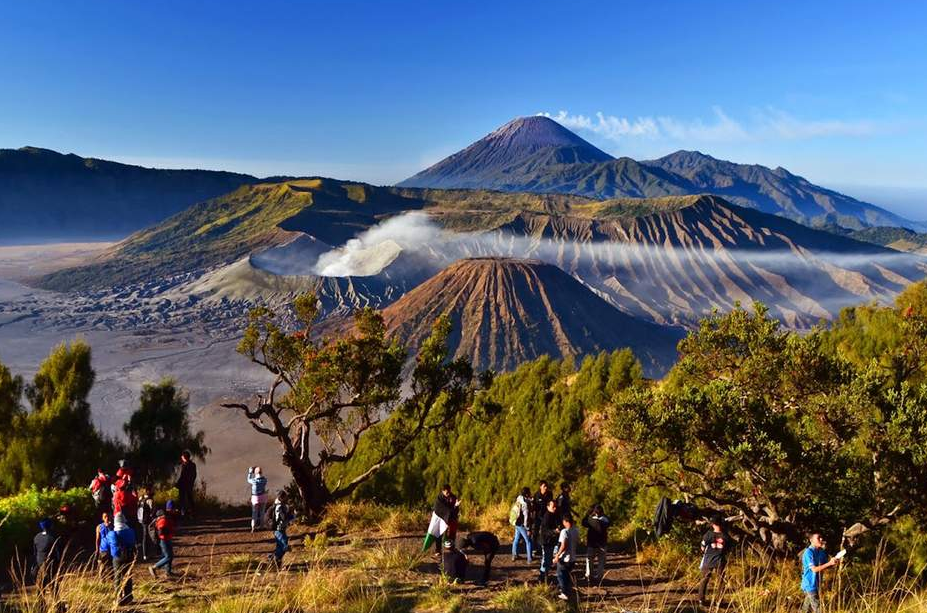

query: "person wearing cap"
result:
(149, 501), (176, 578)
(247, 466), (268, 532)
(106, 512), (137, 606)
(698, 515), (732, 607)
(269, 491), (294, 565)
(441, 539), (468, 583)
(32, 518), (61, 588)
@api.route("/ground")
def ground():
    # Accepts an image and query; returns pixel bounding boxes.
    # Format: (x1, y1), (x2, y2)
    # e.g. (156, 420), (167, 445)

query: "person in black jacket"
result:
(441, 539), (468, 583)
(538, 498), (561, 582)
(461, 531), (500, 586)
(176, 450), (197, 519)
(582, 504), (610, 582)
(432, 485), (460, 554)
(33, 518), (61, 588)
(698, 515), (731, 607)
(531, 481), (553, 554)
(556, 483), (572, 519)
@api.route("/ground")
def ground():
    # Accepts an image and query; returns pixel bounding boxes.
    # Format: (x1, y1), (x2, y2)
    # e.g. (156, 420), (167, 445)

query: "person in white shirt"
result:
(554, 515), (579, 601)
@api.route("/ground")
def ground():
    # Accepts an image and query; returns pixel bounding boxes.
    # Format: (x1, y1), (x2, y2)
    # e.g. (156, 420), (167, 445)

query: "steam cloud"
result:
(306, 211), (926, 327)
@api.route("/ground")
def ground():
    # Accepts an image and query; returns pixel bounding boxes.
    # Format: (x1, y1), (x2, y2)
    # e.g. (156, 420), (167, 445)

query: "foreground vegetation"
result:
(2, 503), (927, 613)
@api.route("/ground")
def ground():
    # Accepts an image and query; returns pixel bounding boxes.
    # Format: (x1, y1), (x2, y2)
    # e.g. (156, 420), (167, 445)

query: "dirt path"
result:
(154, 515), (700, 612)
(2, 515), (702, 611)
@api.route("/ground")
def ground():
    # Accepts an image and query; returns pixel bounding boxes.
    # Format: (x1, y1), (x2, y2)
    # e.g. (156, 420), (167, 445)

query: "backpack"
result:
(147, 518), (159, 544)
(263, 504), (277, 531)
(509, 503), (521, 527)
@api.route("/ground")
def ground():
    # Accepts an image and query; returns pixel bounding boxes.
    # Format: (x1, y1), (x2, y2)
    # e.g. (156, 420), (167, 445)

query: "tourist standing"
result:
(555, 515), (579, 601)
(248, 466), (268, 532)
(176, 450), (197, 519)
(801, 532), (841, 613)
(582, 504), (610, 582)
(511, 487), (533, 563)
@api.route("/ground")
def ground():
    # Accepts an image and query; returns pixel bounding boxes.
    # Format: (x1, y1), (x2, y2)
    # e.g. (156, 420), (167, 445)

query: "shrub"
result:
(490, 584), (562, 613)
(0, 486), (92, 568)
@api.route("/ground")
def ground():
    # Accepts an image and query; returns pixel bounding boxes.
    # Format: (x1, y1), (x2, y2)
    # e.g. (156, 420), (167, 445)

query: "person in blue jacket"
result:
(247, 466), (268, 532)
(801, 532), (841, 613)
(106, 512), (137, 606)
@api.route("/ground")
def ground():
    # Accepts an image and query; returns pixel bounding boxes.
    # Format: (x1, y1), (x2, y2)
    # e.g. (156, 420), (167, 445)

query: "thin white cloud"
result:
(540, 107), (883, 145)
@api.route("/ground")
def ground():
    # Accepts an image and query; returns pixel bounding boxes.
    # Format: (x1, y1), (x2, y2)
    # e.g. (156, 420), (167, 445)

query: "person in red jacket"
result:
(89, 468), (112, 513)
(149, 501), (176, 578)
(112, 472), (140, 549)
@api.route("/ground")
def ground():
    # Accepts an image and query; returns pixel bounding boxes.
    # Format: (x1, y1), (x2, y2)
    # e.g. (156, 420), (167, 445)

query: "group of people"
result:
(32, 453), (197, 606)
(430, 481), (608, 602)
(432, 482), (843, 610)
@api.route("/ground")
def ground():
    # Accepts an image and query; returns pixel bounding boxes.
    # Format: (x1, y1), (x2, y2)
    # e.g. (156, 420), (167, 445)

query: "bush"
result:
(0, 486), (92, 568)
(490, 584), (562, 613)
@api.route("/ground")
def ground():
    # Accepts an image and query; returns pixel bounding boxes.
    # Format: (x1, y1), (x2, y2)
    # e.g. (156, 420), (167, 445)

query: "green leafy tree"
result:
(606, 303), (927, 551)
(124, 378), (208, 485)
(338, 349), (644, 515)
(0, 340), (115, 495)
(223, 294), (494, 518)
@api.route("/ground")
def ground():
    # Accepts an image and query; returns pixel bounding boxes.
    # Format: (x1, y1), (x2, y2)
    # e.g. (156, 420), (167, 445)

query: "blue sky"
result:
(2, 1), (926, 216)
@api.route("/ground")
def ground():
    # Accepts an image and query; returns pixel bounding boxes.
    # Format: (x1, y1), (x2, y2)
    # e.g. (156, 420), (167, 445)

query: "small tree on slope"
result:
(222, 294), (494, 518)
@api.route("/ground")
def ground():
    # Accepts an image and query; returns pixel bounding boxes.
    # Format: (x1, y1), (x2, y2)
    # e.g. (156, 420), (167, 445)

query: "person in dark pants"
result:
(149, 501), (176, 578)
(539, 499), (561, 582)
(460, 531), (500, 586)
(555, 515), (579, 601)
(441, 539), (468, 583)
(176, 450), (197, 519)
(106, 513), (137, 606)
(556, 483), (572, 520)
(269, 491), (294, 566)
(698, 515), (731, 607)
(531, 481), (553, 555)
(32, 518), (61, 589)
(582, 504), (610, 582)
(137, 487), (155, 561)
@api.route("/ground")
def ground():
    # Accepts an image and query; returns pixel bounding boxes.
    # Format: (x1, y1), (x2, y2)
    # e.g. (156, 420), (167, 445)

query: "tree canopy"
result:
(224, 294), (496, 517)
(124, 378), (208, 485)
(606, 300), (927, 550)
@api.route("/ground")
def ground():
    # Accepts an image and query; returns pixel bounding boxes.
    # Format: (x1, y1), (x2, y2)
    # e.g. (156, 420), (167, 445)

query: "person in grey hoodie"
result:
(247, 466), (268, 532)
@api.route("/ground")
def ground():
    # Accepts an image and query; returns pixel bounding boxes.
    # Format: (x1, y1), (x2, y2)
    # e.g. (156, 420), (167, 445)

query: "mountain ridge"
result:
(0, 146), (259, 239)
(398, 117), (917, 230)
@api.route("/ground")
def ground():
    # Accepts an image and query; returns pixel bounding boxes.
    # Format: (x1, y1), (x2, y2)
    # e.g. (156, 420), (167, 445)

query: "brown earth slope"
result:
(380, 257), (682, 375)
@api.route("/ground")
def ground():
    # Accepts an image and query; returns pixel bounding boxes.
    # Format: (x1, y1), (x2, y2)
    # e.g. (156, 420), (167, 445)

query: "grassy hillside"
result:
(35, 182), (701, 290)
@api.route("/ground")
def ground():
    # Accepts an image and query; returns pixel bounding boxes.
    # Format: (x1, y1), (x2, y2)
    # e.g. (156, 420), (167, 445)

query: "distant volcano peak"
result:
(484, 116), (608, 152)
(396, 115), (613, 189)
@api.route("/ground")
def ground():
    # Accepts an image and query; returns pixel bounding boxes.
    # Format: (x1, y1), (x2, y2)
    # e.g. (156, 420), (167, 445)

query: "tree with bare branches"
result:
(222, 294), (494, 518)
